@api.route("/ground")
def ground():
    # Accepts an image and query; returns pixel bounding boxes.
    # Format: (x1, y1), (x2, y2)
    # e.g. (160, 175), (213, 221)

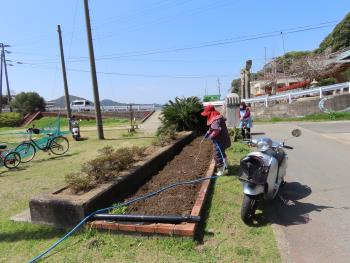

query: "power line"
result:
(20, 63), (236, 79)
(92, 0), (192, 28)
(93, 0), (236, 40)
(17, 19), (338, 65)
(92, 21), (338, 60)
(21, 57), (266, 65)
(67, 0), (80, 66)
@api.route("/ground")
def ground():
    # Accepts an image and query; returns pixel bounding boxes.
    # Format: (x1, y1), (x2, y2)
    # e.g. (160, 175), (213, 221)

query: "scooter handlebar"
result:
(283, 145), (294, 150)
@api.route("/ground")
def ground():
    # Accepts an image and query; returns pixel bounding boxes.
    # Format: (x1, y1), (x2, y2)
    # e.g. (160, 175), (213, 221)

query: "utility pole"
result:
(0, 44), (3, 113)
(264, 47), (267, 80)
(2, 44), (12, 112)
(83, 0), (104, 139)
(57, 25), (72, 130)
(217, 78), (221, 98)
(272, 58), (277, 95)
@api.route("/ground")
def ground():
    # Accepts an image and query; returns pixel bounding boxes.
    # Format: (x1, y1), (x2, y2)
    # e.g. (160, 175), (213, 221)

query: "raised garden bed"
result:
(30, 131), (195, 228)
(89, 137), (214, 237)
(30, 132), (215, 237)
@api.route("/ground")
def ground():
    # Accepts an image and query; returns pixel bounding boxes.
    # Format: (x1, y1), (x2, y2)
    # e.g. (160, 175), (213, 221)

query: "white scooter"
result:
(71, 120), (81, 141)
(238, 129), (301, 224)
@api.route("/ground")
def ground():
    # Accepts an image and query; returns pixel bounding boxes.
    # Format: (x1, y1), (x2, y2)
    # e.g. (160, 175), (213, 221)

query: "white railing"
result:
(46, 104), (157, 112)
(102, 105), (156, 112)
(242, 82), (350, 107)
(202, 82), (350, 108)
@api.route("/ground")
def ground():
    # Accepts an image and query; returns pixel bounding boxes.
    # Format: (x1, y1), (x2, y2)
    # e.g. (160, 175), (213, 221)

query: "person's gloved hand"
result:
(204, 131), (210, 139)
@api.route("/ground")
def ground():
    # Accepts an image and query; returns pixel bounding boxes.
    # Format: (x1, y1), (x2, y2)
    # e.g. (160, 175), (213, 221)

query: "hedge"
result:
(0, 112), (22, 127)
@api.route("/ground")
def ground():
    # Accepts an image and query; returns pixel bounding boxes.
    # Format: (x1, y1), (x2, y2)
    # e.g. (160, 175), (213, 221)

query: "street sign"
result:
(203, 94), (221, 102)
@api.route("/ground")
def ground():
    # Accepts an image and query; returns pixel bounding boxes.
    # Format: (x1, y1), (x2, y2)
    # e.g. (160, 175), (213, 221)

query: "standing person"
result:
(201, 105), (231, 176)
(239, 102), (253, 139)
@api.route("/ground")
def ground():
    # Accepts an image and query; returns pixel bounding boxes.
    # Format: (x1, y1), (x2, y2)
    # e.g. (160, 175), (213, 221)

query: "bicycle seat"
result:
(0, 144), (7, 149)
(47, 133), (54, 136)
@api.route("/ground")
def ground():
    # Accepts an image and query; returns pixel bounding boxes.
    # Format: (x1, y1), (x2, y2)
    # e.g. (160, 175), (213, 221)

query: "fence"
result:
(46, 104), (157, 112)
(242, 82), (350, 107)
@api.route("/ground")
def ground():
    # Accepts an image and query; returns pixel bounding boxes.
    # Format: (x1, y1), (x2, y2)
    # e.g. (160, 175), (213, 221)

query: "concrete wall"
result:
(251, 93), (350, 120)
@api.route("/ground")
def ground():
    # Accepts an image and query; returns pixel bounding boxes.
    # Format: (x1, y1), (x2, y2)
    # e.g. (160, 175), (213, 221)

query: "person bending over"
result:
(201, 105), (231, 176)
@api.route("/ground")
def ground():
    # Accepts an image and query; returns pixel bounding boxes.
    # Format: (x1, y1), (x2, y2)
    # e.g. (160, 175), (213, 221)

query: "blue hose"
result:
(29, 175), (223, 262)
(29, 137), (228, 262)
(213, 140), (227, 169)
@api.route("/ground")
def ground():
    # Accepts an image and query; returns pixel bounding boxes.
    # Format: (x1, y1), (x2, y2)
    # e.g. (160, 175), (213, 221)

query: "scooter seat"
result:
(0, 144), (7, 149)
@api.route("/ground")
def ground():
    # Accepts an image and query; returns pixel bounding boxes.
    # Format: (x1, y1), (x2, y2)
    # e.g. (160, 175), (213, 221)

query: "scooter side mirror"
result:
(291, 129), (301, 137)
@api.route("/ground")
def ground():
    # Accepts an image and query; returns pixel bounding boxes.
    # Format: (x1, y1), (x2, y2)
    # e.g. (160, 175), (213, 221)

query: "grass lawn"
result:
(0, 117), (132, 150)
(30, 117), (130, 130)
(0, 130), (280, 263)
(254, 111), (350, 123)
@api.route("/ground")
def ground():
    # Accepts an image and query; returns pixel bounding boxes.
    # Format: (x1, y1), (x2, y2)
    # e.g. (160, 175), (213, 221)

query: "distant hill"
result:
(100, 99), (127, 106)
(47, 96), (157, 108)
(47, 95), (93, 108)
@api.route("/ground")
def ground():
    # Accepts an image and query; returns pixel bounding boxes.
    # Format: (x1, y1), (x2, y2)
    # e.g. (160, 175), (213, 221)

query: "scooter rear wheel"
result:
(241, 194), (257, 225)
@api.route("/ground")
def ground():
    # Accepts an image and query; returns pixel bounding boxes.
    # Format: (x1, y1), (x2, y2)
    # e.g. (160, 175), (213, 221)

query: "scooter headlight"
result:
(256, 138), (272, 152)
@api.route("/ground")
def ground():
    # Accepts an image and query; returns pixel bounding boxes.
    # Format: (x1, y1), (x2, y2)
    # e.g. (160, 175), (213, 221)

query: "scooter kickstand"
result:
(278, 194), (294, 206)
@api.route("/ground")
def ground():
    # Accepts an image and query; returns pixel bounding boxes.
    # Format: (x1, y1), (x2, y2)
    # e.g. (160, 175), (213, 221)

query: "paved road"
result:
(253, 121), (350, 263)
(139, 110), (162, 134)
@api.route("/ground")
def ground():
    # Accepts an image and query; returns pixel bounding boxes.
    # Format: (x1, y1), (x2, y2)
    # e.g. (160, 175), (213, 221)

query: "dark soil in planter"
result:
(125, 137), (213, 216)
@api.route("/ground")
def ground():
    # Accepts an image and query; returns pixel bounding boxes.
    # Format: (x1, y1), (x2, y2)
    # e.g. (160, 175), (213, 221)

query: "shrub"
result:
(11, 92), (46, 115)
(65, 173), (94, 193)
(130, 145), (146, 158)
(152, 124), (177, 147)
(155, 96), (204, 146)
(82, 147), (137, 181)
(228, 127), (243, 142)
(109, 203), (127, 215)
(66, 145), (146, 193)
(160, 96), (203, 132)
(318, 77), (337, 86)
(0, 112), (22, 127)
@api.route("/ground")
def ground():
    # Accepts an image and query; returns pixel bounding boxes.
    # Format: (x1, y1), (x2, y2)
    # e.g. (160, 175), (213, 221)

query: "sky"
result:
(1, 0), (349, 104)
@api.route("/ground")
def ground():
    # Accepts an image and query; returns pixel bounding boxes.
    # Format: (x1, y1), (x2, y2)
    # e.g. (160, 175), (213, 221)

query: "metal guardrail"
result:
(242, 82), (350, 107)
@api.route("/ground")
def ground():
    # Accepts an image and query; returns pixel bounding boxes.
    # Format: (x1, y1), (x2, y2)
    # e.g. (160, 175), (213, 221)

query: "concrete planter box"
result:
(89, 160), (216, 237)
(29, 131), (195, 228)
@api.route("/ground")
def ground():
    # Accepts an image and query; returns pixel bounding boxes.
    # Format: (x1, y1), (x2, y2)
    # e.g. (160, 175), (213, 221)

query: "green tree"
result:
(273, 51), (312, 73)
(231, 78), (240, 95)
(11, 92), (46, 115)
(317, 12), (350, 53)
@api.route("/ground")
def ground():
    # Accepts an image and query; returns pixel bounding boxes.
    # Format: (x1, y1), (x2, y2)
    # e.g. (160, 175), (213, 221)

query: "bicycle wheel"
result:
(49, 136), (69, 155)
(15, 143), (36, 163)
(4, 152), (21, 169)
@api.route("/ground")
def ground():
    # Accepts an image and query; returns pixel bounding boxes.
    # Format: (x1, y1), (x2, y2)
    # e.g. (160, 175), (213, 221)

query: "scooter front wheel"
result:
(241, 194), (258, 225)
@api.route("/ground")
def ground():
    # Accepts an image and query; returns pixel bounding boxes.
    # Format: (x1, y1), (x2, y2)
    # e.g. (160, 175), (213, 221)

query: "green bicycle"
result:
(15, 127), (69, 163)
